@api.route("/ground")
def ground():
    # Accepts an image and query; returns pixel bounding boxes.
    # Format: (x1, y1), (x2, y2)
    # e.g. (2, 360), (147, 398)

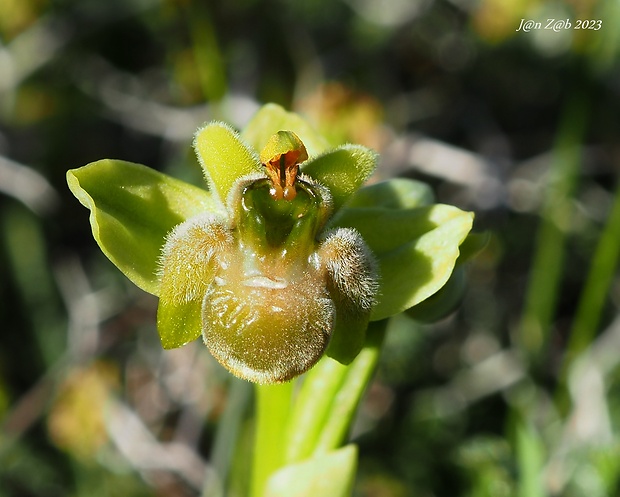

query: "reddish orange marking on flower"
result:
(260, 131), (308, 201)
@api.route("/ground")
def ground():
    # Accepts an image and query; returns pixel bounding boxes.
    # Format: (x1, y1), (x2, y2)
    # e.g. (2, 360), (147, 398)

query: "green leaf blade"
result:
(67, 159), (220, 295)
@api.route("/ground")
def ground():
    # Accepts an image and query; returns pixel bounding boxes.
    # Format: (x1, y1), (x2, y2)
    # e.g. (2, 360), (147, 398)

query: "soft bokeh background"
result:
(1, 0), (619, 495)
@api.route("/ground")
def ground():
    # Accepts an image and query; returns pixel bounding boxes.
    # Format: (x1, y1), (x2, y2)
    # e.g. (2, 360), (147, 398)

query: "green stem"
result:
(314, 321), (386, 454)
(209, 379), (252, 495)
(556, 178), (620, 411)
(284, 358), (348, 464)
(515, 417), (546, 497)
(285, 321), (387, 462)
(565, 179), (620, 357)
(251, 382), (294, 497)
(517, 91), (589, 361)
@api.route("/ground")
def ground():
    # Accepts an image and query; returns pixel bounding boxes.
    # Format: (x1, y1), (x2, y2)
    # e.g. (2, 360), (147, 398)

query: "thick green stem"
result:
(285, 321), (387, 462)
(251, 382), (294, 497)
(314, 321), (386, 454)
(284, 358), (348, 464)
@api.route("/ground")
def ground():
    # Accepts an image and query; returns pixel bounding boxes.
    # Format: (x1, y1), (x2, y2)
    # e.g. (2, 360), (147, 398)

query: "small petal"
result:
(242, 103), (330, 157)
(194, 122), (262, 205)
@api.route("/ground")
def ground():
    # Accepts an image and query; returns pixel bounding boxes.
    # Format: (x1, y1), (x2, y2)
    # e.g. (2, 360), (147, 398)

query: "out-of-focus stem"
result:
(517, 91), (589, 361)
(556, 178), (620, 412)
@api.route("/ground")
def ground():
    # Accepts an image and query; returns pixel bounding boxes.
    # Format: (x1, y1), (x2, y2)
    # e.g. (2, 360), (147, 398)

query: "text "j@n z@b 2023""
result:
(517, 19), (602, 32)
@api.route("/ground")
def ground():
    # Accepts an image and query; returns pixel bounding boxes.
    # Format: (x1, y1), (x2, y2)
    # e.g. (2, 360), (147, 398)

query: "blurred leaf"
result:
(2, 204), (64, 364)
(67, 160), (221, 295)
(591, 441), (620, 495)
(301, 145), (378, 211)
(47, 362), (119, 461)
(190, 8), (227, 101)
(515, 420), (545, 497)
(332, 204), (474, 319)
(242, 103), (330, 157)
(194, 122), (262, 205)
(455, 436), (513, 497)
(265, 445), (357, 497)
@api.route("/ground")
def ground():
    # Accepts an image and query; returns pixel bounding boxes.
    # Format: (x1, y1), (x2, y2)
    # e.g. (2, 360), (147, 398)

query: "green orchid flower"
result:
(67, 103), (474, 384)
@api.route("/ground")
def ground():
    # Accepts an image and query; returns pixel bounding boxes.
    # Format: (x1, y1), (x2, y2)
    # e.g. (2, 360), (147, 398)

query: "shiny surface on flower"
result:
(159, 173), (378, 383)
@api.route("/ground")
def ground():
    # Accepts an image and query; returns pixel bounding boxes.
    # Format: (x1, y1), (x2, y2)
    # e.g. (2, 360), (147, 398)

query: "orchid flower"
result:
(67, 103), (474, 384)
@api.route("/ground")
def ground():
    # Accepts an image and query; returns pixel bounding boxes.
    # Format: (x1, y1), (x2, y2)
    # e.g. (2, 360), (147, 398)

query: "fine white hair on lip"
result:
(158, 212), (233, 302)
(318, 227), (379, 312)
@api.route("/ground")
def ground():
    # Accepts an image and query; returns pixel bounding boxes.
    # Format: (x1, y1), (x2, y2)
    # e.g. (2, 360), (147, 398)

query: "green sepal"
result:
(194, 122), (262, 205)
(242, 103), (330, 157)
(265, 445), (357, 497)
(302, 144), (377, 211)
(332, 204), (474, 320)
(346, 177), (434, 209)
(66, 159), (221, 296)
(325, 309), (369, 365)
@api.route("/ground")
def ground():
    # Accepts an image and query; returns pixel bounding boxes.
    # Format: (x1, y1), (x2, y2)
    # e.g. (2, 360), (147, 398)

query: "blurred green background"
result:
(1, 0), (620, 495)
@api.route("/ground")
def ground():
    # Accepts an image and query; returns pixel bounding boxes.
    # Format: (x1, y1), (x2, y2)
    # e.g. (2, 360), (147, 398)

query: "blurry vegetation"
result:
(1, 0), (620, 496)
